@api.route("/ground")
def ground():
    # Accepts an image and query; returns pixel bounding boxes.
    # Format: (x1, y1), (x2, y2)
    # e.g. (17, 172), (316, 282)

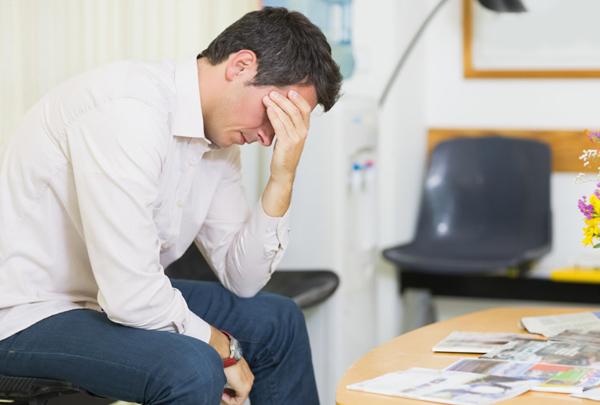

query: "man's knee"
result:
(146, 340), (226, 405)
(258, 294), (309, 345)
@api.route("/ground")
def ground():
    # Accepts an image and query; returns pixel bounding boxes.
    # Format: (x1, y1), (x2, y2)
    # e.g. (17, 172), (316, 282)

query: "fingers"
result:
(223, 358), (254, 405)
(288, 90), (312, 124)
(263, 97), (299, 144)
(264, 98), (293, 142)
(221, 391), (244, 405)
(269, 91), (309, 133)
(262, 91), (310, 142)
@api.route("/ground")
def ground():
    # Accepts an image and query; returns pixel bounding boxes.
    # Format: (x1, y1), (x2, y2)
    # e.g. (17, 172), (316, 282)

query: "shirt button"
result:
(177, 201), (183, 208)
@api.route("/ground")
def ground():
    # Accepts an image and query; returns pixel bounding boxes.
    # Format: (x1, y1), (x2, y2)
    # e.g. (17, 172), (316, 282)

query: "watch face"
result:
(231, 337), (243, 360)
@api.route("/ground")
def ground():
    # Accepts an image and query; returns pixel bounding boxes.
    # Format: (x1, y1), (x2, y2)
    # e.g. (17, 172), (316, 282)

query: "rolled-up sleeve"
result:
(195, 148), (290, 298)
(67, 99), (212, 342)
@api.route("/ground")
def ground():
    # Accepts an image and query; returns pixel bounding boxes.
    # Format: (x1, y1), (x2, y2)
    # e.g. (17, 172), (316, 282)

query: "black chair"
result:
(165, 243), (340, 310)
(0, 375), (81, 405)
(383, 136), (552, 325)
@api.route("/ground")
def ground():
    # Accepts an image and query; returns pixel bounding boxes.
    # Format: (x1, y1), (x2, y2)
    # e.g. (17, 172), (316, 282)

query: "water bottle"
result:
(263, 0), (355, 79)
(323, 0), (355, 79)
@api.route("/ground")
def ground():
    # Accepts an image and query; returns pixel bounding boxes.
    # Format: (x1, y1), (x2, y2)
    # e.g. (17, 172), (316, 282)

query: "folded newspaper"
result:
(346, 367), (537, 405)
(432, 332), (540, 354)
(521, 311), (600, 337)
(481, 340), (600, 368)
(445, 358), (600, 394)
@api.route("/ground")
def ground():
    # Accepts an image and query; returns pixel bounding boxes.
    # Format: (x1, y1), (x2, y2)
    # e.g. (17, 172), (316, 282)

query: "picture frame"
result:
(463, 0), (600, 79)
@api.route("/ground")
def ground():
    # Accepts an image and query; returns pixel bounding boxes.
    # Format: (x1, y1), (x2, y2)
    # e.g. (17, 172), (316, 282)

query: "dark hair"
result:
(198, 7), (342, 112)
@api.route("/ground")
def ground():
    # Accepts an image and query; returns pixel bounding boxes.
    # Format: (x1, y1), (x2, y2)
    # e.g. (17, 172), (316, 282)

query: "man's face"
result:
(205, 54), (318, 148)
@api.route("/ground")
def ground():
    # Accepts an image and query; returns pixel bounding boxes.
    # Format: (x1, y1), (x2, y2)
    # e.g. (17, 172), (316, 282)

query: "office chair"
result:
(383, 136), (552, 325)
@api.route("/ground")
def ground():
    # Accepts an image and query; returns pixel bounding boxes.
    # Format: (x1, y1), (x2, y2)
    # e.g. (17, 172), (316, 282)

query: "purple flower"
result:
(579, 196), (595, 220)
(588, 130), (600, 143)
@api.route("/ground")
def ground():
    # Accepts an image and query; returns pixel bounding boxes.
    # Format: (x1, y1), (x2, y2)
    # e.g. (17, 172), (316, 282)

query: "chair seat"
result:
(0, 375), (80, 404)
(165, 244), (339, 309)
(383, 242), (550, 274)
(263, 270), (339, 309)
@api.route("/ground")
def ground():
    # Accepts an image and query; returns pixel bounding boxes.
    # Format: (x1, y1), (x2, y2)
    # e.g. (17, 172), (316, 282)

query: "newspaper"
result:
(573, 386), (600, 401)
(550, 329), (600, 345)
(481, 340), (600, 368)
(521, 312), (600, 337)
(433, 332), (539, 354)
(346, 367), (537, 405)
(446, 358), (600, 394)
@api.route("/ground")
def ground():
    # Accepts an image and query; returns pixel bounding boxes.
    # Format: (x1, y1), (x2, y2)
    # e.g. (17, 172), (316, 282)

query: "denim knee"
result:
(276, 295), (307, 335)
(260, 295), (309, 350)
(145, 341), (226, 405)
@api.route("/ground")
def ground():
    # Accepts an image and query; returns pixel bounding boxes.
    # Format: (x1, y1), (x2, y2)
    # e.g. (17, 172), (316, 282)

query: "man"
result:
(0, 7), (341, 405)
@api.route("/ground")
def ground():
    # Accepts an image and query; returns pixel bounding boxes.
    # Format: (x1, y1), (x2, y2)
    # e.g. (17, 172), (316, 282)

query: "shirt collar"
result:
(171, 58), (212, 143)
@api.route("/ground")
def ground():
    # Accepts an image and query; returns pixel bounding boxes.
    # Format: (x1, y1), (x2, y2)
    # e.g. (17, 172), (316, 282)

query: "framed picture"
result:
(463, 0), (600, 78)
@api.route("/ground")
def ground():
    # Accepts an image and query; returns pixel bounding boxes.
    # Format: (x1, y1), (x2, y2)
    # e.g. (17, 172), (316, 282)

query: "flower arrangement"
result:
(578, 130), (600, 247)
(578, 187), (600, 247)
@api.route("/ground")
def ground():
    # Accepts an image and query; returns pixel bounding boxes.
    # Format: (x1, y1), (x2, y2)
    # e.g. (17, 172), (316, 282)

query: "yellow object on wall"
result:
(550, 267), (600, 284)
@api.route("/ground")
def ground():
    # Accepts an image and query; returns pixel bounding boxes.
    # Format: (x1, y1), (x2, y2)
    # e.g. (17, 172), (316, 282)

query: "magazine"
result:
(538, 367), (600, 393)
(481, 340), (600, 368)
(433, 332), (540, 354)
(521, 311), (600, 337)
(446, 358), (600, 394)
(550, 329), (600, 345)
(346, 367), (537, 405)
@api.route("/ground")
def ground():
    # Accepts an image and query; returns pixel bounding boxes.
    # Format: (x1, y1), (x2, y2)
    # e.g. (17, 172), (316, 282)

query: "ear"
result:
(224, 50), (258, 82)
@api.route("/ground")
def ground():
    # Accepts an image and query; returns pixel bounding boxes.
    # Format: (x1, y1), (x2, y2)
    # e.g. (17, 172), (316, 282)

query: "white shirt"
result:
(0, 59), (289, 343)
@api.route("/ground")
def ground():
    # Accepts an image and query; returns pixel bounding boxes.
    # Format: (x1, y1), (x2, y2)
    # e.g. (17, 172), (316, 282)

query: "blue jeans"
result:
(0, 280), (319, 404)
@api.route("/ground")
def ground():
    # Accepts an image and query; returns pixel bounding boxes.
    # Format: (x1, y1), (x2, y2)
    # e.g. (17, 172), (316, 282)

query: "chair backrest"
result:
(413, 136), (552, 252)
(165, 243), (217, 282)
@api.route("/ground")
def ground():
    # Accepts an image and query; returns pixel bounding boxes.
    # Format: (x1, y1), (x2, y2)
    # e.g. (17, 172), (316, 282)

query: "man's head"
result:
(197, 7), (342, 148)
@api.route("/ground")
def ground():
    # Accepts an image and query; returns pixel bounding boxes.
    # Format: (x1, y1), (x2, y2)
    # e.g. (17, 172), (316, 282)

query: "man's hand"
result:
(221, 358), (254, 405)
(261, 90), (312, 217)
(209, 327), (254, 405)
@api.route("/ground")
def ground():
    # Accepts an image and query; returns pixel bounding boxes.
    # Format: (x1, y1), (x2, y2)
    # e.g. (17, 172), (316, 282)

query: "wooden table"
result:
(336, 307), (600, 404)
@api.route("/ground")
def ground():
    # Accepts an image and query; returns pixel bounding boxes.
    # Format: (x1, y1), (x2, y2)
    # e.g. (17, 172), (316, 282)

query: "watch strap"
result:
(220, 329), (241, 368)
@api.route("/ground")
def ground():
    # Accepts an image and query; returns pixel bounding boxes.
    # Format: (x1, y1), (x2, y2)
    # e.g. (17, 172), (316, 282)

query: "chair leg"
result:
(403, 288), (438, 331)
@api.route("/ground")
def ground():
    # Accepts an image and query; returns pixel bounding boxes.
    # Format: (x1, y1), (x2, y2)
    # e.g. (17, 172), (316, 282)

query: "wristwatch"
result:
(221, 330), (243, 368)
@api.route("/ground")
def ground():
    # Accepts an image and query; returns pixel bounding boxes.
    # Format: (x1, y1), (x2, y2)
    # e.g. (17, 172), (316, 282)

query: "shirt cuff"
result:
(250, 202), (291, 273)
(181, 310), (212, 343)
(256, 202), (290, 246)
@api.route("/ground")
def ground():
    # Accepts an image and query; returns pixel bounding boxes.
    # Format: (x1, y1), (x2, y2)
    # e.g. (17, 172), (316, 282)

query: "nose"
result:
(257, 123), (275, 147)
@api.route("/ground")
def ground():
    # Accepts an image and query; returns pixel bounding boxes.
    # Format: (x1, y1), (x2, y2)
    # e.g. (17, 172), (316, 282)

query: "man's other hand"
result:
(260, 90), (312, 217)
(221, 357), (254, 405)
(210, 327), (254, 404)
(263, 89), (312, 185)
